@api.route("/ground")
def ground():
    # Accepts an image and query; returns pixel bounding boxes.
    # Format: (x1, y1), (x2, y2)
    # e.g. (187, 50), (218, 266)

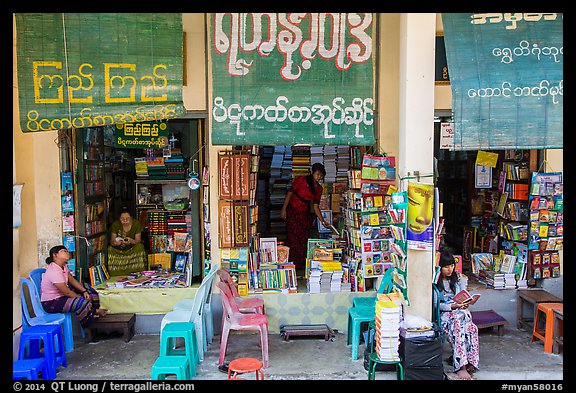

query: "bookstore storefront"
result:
(14, 13), (563, 340)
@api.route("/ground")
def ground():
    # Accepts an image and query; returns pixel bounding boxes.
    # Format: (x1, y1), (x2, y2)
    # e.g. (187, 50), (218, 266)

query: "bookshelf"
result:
(496, 150), (537, 285)
(73, 127), (111, 283)
(527, 172), (563, 282)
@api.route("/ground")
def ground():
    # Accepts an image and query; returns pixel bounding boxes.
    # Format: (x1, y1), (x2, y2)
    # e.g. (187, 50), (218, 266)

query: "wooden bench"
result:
(279, 324), (335, 342)
(85, 313), (136, 343)
(471, 310), (508, 336)
(517, 289), (562, 331)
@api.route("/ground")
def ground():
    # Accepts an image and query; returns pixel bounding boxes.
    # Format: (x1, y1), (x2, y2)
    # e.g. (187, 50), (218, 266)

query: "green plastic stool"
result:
(346, 307), (376, 360)
(367, 351), (404, 380)
(160, 322), (199, 378)
(151, 356), (190, 380)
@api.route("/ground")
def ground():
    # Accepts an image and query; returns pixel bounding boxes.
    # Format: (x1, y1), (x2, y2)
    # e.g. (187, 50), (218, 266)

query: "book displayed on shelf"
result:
(527, 172), (563, 280)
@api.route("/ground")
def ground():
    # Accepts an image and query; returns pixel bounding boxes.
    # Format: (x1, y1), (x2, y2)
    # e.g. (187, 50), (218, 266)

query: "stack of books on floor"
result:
(374, 299), (401, 361)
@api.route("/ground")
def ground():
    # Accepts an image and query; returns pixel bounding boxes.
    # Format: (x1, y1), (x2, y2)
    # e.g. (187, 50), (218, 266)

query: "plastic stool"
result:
(151, 356), (190, 380)
(367, 351), (404, 380)
(18, 324), (67, 380)
(13, 358), (48, 380)
(160, 322), (199, 378)
(347, 306), (375, 360)
(531, 302), (563, 353)
(227, 357), (264, 380)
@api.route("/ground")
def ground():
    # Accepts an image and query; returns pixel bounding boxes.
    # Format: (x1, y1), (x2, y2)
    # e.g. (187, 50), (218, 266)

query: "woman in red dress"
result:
(281, 163), (329, 274)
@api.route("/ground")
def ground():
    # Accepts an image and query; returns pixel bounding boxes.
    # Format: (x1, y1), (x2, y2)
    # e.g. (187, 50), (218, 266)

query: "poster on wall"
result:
(209, 13), (376, 146)
(407, 182), (434, 251)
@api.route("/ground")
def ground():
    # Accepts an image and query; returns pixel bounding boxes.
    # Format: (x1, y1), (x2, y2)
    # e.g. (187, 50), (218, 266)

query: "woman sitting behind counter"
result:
(107, 206), (147, 276)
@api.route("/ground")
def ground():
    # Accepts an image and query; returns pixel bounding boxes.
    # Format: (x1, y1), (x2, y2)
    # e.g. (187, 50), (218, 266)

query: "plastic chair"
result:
(227, 357), (265, 380)
(531, 302), (563, 353)
(217, 282), (270, 369)
(13, 358), (48, 380)
(18, 324), (67, 380)
(161, 281), (208, 361)
(346, 306), (376, 360)
(172, 263), (219, 347)
(217, 269), (265, 314)
(432, 282), (445, 343)
(159, 321), (199, 378)
(353, 268), (394, 309)
(151, 355), (191, 380)
(29, 268), (85, 351)
(19, 278), (75, 354)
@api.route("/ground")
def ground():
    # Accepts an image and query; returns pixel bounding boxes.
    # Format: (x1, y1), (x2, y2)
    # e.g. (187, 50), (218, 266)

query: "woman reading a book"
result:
(281, 163), (329, 274)
(436, 249), (480, 380)
(108, 206), (147, 276)
(41, 245), (107, 328)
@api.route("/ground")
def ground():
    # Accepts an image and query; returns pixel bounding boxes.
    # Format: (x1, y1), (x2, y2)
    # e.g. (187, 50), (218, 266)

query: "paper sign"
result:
(476, 150), (499, 168)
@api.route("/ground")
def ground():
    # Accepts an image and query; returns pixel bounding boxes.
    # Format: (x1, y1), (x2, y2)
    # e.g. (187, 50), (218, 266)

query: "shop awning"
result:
(15, 13), (186, 133)
(209, 13), (377, 146)
(442, 13), (563, 150)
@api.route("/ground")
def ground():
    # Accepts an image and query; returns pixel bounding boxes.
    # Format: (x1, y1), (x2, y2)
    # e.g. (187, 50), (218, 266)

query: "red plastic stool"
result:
(227, 357), (264, 380)
(531, 302), (563, 353)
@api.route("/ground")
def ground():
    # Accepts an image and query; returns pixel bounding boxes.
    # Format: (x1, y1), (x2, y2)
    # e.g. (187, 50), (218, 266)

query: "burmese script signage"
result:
(210, 13), (376, 146)
(114, 122), (169, 149)
(442, 13), (563, 150)
(15, 13), (185, 133)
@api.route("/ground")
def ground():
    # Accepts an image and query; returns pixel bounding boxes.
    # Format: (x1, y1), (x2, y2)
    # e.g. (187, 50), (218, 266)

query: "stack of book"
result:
(323, 145), (337, 183)
(374, 300), (401, 361)
(336, 145), (350, 183)
(292, 145), (311, 177)
(331, 269), (343, 292)
(320, 271), (333, 293)
(307, 268), (322, 293)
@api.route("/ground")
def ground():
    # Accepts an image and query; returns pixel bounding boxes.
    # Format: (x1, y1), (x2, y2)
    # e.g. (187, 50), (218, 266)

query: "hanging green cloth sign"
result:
(114, 121), (169, 149)
(15, 13), (186, 133)
(442, 13), (563, 150)
(209, 13), (376, 146)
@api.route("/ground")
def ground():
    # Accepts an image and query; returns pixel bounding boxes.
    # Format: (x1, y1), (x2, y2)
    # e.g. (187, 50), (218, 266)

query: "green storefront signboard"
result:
(114, 121), (169, 149)
(210, 13), (376, 146)
(15, 13), (186, 133)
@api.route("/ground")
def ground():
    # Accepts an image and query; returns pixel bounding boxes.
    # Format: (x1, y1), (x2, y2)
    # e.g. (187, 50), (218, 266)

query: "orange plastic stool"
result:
(227, 357), (264, 380)
(531, 302), (563, 353)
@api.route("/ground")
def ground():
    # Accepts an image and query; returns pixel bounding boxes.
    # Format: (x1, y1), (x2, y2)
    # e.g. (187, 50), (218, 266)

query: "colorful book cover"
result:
(63, 235), (76, 252)
(61, 171), (73, 192)
(61, 195), (74, 213)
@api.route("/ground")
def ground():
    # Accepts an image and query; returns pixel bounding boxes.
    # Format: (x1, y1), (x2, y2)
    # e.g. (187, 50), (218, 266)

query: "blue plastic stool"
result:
(151, 355), (191, 380)
(347, 306), (376, 360)
(13, 358), (48, 380)
(160, 322), (199, 378)
(18, 324), (67, 380)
